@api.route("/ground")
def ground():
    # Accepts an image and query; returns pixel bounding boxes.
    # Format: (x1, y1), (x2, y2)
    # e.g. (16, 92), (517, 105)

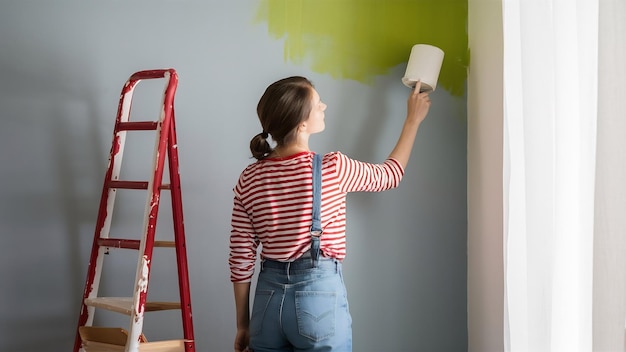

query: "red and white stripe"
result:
(229, 151), (404, 282)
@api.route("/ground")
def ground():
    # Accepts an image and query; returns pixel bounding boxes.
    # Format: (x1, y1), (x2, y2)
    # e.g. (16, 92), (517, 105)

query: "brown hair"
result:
(250, 76), (314, 160)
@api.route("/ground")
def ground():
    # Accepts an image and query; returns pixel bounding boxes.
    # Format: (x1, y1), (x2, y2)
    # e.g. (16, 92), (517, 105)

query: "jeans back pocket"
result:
(295, 291), (337, 342)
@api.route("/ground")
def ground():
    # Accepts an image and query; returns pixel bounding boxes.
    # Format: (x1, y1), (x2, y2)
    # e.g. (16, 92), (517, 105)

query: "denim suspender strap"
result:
(310, 153), (323, 267)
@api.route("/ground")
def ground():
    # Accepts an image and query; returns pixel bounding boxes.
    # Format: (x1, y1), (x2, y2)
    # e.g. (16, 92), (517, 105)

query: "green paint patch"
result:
(255, 0), (468, 96)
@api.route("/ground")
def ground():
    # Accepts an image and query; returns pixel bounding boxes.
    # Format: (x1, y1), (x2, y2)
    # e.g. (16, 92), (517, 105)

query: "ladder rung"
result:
(79, 326), (192, 352)
(139, 339), (190, 352)
(108, 181), (171, 190)
(98, 238), (176, 250)
(84, 297), (181, 315)
(81, 339), (189, 352)
(79, 326), (147, 347)
(117, 121), (158, 131)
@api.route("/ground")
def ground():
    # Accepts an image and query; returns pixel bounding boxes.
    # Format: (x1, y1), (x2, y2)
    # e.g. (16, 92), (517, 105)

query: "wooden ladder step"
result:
(81, 340), (189, 352)
(79, 326), (189, 352)
(84, 297), (180, 315)
(97, 238), (175, 250)
(117, 121), (159, 131)
(107, 181), (171, 190)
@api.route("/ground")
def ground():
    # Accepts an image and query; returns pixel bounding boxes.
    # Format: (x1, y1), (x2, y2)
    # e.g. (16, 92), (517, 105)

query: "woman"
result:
(230, 76), (431, 352)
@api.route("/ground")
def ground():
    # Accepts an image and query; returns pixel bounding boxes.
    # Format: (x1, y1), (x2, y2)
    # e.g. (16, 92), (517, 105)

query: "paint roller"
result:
(402, 44), (445, 93)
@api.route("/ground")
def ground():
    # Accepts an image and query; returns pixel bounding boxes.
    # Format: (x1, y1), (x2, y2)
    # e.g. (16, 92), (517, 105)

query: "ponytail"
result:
(250, 132), (272, 160)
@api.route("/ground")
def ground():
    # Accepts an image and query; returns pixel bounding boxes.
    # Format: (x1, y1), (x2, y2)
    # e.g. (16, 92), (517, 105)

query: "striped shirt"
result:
(229, 151), (404, 283)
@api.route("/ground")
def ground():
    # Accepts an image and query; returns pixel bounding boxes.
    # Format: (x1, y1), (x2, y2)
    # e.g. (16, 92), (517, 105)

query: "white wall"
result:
(467, 1), (504, 351)
(0, 1), (468, 351)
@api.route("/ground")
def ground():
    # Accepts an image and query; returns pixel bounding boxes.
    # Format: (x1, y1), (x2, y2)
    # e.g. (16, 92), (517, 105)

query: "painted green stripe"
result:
(255, 0), (469, 96)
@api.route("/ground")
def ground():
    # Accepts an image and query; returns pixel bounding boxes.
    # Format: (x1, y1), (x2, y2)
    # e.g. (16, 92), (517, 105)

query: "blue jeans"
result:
(249, 254), (353, 352)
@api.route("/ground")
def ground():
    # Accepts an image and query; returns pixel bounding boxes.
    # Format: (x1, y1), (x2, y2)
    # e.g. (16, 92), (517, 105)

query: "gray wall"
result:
(0, 1), (467, 351)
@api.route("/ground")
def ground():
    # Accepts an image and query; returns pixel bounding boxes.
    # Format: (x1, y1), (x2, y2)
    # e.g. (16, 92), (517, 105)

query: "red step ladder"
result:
(73, 69), (195, 352)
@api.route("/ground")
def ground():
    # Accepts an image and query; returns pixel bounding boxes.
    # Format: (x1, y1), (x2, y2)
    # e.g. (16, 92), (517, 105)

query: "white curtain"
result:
(503, 0), (626, 351)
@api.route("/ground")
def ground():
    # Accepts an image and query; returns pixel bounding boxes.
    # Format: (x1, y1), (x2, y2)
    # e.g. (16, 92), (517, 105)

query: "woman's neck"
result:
(272, 144), (309, 158)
